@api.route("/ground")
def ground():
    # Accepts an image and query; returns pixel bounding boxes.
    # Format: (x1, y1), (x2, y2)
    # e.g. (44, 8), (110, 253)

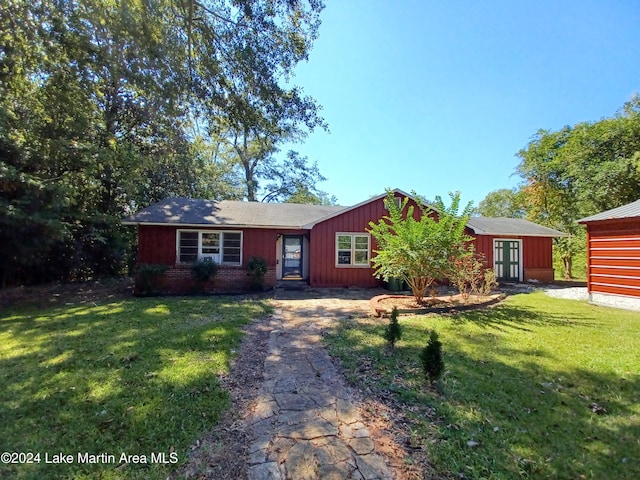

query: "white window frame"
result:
(176, 230), (243, 266)
(336, 233), (371, 268)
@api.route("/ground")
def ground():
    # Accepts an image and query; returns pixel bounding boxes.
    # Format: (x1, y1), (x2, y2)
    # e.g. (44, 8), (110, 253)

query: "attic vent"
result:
(384, 196), (403, 210)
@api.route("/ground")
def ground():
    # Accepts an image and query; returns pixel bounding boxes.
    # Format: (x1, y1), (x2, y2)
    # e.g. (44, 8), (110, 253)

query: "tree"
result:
(0, 0), (330, 287)
(421, 330), (445, 385)
(368, 191), (473, 304)
(516, 96), (640, 278)
(475, 188), (525, 218)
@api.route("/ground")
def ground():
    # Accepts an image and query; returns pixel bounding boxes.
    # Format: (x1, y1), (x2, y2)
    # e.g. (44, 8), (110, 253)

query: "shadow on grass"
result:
(326, 297), (639, 480)
(0, 297), (272, 480)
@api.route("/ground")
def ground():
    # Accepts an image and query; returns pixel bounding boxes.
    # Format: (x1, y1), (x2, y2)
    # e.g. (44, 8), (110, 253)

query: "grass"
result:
(325, 292), (640, 479)
(0, 295), (272, 480)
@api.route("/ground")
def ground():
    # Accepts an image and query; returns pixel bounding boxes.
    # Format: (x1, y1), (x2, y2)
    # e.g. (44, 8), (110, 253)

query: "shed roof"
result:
(121, 197), (346, 229)
(466, 217), (568, 237)
(578, 199), (640, 223)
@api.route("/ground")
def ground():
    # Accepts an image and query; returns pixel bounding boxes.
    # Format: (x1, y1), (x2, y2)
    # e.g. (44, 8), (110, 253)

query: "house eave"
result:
(121, 221), (310, 230)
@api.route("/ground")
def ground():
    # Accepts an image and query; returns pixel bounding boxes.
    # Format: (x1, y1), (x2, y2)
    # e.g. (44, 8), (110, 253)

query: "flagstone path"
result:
(246, 289), (397, 480)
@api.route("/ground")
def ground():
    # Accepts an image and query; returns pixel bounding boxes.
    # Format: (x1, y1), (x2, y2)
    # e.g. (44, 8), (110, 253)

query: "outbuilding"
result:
(579, 200), (640, 311)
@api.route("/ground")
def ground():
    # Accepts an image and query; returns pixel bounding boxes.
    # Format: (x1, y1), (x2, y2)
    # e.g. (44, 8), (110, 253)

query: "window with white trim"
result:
(336, 233), (370, 266)
(177, 230), (242, 265)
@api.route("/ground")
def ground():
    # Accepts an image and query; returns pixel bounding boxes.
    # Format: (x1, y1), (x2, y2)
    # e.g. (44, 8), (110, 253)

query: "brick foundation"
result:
(523, 268), (555, 283)
(135, 264), (277, 295)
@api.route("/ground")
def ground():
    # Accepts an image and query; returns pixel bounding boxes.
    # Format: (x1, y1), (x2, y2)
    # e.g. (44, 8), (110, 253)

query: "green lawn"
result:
(326, 292), (640, 479)
(0, 295), (272, 480)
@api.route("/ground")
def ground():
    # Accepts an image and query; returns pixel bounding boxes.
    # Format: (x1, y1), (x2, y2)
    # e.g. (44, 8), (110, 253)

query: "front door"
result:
(494, 240), (521, 281)
(282, 235), (303, 278)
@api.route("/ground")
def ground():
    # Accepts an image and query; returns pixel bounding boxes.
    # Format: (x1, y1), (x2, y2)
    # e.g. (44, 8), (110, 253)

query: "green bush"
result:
(421, 330), (445, 384)
(135, 264), (167, 296)
(246, 256), (268, 291)
(191, 259), (218, 282)
(383, 306), (402, 349)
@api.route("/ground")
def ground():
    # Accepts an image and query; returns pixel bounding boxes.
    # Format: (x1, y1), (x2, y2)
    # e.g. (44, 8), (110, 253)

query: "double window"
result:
(177, 230), (242, 265)
(336, 233), (370, 266)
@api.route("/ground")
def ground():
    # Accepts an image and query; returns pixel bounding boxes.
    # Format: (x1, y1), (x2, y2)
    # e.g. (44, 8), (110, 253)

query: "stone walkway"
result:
(246, 289), (395, 480)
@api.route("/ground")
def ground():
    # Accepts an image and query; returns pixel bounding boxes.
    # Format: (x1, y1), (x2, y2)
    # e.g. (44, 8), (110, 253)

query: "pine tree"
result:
(421, 330), (445, 384)
(383, 307), (403, 350)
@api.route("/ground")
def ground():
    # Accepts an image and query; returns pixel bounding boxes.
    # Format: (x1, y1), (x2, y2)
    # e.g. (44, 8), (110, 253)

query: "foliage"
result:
(420, 330), (445, 384)
(135, 264), (167, 296)
(516, 96), (640, 278)
(0, 294), (272, 479)
(246, 256), (268, 291)
(368, 190), (473, 304)
(191, 259), (219, 283)
(325, 292), (640, 479)
(480, 269), (498, 296)
(383, 306), (402, 349)
(448, 247), (486, 300)
(475, 188), (525, 218)
(0, 0), (329, 287)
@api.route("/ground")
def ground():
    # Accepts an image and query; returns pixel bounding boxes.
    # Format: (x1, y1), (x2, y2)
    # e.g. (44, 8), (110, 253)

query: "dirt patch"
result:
(0, 278), (134, 310)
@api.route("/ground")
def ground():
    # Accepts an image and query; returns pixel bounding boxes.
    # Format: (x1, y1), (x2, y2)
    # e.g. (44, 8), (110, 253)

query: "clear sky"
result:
(283, 0), (640, 207)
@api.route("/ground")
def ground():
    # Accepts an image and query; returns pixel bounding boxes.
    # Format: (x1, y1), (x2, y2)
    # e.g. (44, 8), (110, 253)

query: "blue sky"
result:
(283, 0), (640, 207)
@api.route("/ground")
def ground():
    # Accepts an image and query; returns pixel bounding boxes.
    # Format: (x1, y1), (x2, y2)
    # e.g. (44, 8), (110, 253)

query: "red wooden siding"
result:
(309, 194), (424, 287)
(472, 234), (554, 281)
(586, 219), (640, 298)
(137, 225), (306, 267)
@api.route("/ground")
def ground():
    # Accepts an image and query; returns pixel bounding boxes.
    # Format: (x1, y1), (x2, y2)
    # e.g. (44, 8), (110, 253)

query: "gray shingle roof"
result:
(578, 199), (640, 223)
(466, 217), (568, 237)
(121, 197), (346, 228)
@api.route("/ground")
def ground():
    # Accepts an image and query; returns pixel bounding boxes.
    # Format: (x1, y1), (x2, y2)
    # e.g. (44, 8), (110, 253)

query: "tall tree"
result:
(475, 188), (525, 218)
(516, 96), (640, 278)
(0, 0), (329, 287)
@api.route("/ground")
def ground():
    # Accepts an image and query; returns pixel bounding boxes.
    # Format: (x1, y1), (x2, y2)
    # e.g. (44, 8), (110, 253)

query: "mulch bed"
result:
(371, 292), (505, 316)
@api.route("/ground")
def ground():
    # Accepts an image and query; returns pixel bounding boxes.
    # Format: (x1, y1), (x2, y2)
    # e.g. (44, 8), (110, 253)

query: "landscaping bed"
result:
(371, 292), (504, 316)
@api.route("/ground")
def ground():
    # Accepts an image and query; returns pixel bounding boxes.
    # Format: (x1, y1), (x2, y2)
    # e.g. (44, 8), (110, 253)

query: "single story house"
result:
(579, 199), (640, 311)
(122, 190), (567, 293)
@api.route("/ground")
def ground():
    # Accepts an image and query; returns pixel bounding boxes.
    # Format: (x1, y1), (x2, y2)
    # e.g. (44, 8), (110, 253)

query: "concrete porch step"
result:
(276, 279), (309, 291)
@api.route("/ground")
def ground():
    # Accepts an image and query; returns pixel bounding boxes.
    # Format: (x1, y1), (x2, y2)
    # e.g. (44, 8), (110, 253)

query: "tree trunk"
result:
(563, 256), (573, 279)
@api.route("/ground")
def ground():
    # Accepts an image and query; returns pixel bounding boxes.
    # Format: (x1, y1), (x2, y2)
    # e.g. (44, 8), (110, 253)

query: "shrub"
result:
(191, 259), (218, 283)
(449, 248), (486, 301)
(421, 330), (445, 384)
(246, 256), (268, 291)
(383, 306), (402, 349)
(480, 269), (498, 296)
(135, 264), (167, 296)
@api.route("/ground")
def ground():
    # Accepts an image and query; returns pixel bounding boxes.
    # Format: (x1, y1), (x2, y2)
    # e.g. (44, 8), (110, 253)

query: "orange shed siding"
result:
(585, 219), (640, 298)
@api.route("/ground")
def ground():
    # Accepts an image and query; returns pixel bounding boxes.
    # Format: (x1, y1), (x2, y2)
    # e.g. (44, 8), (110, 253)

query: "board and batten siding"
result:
(309, 194), (424, 288)
(586, 219), (640, 298)
(472, 234), (554, 282)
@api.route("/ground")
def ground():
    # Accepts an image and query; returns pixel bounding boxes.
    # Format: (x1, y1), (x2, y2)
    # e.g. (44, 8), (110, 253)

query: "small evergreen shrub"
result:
(246, 256), (268, 291)
(135, 264), (167, 296)
(383, 306), (402, 349)
(421, 330), (445, 384)
(191, 259), (218, 283)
